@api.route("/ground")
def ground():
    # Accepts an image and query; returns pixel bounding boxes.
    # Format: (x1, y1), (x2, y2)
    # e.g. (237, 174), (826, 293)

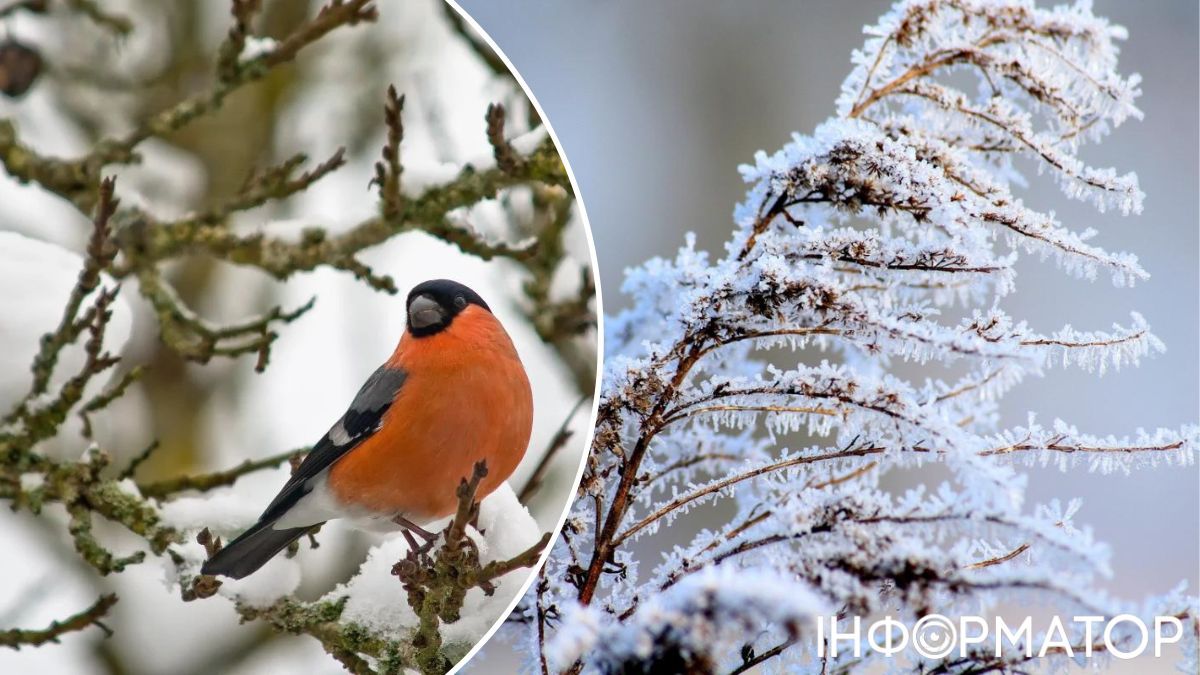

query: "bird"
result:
(201, 279), (534, 580)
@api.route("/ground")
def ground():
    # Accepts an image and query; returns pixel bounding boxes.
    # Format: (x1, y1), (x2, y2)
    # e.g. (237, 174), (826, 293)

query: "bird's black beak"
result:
(408, 293), (446, 331)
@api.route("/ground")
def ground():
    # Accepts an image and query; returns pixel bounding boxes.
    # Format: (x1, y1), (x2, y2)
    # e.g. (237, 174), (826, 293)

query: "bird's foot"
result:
(394, 515), (438, 556)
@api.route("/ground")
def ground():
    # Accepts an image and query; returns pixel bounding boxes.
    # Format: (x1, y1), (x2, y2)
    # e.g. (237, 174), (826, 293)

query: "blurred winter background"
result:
(0, 1), (594, 673)
(461, 0), (1198, 671)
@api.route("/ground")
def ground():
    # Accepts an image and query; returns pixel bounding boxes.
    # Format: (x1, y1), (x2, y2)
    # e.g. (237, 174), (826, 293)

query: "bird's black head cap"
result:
(405, 279), (491, 337)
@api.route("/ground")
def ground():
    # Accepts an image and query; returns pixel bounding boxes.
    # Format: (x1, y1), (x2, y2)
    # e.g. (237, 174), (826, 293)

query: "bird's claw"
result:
(395, 515), (439, 556)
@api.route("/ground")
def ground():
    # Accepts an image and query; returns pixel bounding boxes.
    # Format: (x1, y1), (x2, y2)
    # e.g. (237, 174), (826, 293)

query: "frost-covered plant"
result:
(508, 1), (1198, 672)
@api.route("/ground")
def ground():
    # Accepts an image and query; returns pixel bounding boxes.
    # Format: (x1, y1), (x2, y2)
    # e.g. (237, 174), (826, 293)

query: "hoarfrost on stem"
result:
(513, 1), (1199, 672)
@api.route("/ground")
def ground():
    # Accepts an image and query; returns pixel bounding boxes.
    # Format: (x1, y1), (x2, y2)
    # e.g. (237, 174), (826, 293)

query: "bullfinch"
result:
(201, 279), (534, 579)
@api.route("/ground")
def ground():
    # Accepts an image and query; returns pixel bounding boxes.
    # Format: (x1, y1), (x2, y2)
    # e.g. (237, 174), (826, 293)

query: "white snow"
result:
(239, 36), (278, 63)
(332, 482), (542, 646)
(160, 487), (268, 536)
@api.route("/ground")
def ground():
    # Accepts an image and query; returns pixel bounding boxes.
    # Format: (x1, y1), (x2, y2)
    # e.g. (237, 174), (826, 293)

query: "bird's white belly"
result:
(271, 470), (439, 533)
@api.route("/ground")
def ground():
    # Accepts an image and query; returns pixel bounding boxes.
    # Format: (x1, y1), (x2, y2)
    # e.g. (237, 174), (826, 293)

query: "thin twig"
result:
(0, 594), (117, 649)
(138, 446), (311, 500)
(518, 396), (587, 503)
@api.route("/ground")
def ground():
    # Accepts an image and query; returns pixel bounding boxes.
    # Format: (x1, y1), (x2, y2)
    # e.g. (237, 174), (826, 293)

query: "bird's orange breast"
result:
(327, 306), (533, 521)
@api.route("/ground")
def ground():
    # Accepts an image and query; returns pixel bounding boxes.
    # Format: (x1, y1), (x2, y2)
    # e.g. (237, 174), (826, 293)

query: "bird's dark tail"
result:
(200, 519), (315, 580)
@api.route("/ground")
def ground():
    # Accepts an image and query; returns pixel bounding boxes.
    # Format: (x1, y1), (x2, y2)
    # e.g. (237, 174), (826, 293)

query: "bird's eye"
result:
(454, 295), (466, 309)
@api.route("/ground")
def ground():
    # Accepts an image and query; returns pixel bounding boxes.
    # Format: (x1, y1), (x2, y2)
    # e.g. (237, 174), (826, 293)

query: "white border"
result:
(442, 1), (603, 672)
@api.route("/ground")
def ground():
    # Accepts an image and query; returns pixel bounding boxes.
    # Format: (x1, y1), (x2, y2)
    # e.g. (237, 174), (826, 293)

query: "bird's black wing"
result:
(201, 364), (408, 579)
(257, 363), (408, 523)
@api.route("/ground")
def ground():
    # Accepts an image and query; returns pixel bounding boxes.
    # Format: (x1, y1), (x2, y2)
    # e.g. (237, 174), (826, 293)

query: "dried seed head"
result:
(0, 40), (42, 98)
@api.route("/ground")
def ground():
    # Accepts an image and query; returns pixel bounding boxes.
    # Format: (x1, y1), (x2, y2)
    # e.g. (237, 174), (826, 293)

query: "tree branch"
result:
(0, 593), (117, 649)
